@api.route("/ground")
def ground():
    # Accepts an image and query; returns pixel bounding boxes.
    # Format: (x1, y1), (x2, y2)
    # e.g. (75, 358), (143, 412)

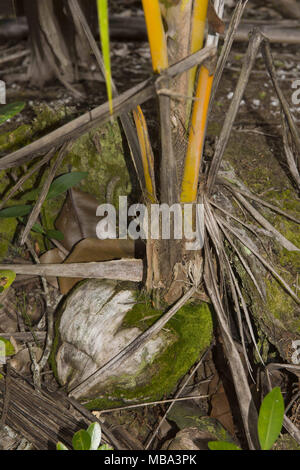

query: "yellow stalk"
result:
(133, 106), (156, 203)
(141, 0), (168, 73)
(187, 0), (209, 119)
(180, 65), (213, 203)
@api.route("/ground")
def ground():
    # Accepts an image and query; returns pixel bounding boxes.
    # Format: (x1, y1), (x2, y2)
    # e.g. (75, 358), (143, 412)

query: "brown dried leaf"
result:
(55, 188), (100, 251)
(39, 248), (66, 289)
(10, 346), (43, 375)
(207, 0), (225, 34)
(59, 238), (141, 294)
(209, 381), (235, 436)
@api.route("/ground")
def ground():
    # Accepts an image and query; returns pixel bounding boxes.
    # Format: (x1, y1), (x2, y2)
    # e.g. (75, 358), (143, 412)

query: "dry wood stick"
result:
(207, 30), (263, 193)
(0, 148), (56, 210)
(20, 142), (71, 245)
(0, 46), (215, 171)
(262, 40), (300, 157)
(0, 259), (144, 282)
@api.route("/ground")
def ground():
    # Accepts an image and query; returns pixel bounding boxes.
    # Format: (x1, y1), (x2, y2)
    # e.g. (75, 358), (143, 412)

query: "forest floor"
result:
(0, 0), (299, 451)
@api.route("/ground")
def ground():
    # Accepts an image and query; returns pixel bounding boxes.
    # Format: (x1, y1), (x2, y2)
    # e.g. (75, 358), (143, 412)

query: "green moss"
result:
(64, 122), (131, 205)
(0, 124), (32, 153)
(266, 277), (300, 333)
(84, 300), (213, 410)
(262, 190), (300, 271)
(0, 104), (132, 259)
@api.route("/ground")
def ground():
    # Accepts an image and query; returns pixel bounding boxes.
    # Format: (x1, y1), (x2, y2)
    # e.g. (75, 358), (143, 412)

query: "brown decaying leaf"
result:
(10, 346), (43, 376)
(58, 237), (139, 294)
(209, 377), (235, 437)
(39, 248), (66, 289)
(55, 188), (100, 251)
(207, 0), (225, 34)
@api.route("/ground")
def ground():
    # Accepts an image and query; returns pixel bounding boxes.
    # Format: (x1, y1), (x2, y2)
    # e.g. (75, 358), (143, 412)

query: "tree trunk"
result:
(148, 1), (204, 305)
(23, 0), (92, 89)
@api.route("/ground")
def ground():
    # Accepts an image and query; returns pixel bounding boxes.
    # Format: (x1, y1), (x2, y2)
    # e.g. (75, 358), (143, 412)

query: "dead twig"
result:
(207, 30), (264, 193)
(0, 49), (29, 66)
(20, 142), (71, 245)
(0, 46), (216, 171)
(0, 260), (144, 282)
(0, 148), (56, 211)
(96, 394), (209, 415)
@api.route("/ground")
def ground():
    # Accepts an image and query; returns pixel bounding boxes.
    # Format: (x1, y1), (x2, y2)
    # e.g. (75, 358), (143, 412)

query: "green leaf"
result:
(72, 430), (92, 450)
(258, 387), (285, 450)
(0, 270), (16, 290)
(97, 0), (113, 114)
(208, 441), (241, 450)
(0, 337), (16, 356)
(57, 442), (69, 450)
(46, 172), (88, 200)
(0, 102), (25, 125)
(0, 205), (32, 218)
(21, 172), (88, 203)
(87, 422), (102, 450)
(98, 444), (113, 450)
(45, 229), (64, 241)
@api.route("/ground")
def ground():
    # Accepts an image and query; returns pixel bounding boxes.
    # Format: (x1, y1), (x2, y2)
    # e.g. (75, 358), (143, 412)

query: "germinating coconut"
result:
(52, 279), (213, 408)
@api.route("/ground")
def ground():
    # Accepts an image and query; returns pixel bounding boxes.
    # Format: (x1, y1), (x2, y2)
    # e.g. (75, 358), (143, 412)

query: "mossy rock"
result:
(51, 279), (213, 409)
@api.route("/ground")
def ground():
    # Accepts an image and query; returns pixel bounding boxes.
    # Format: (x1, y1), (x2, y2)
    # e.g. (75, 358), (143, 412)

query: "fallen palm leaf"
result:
(232, 192), (299, 252)
(204, 198), (264, 367)
(203, 235), (259, 450)
(216, 216), (299, 304)
(220, 180), (300, 224)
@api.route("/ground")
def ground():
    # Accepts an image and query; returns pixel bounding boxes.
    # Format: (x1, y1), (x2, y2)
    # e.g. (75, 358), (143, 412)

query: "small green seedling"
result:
(208, 387), (285, 450)
(57, 422), (113, 450)
(0, 172), (87, 241)
(0, 102), (25, 125)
